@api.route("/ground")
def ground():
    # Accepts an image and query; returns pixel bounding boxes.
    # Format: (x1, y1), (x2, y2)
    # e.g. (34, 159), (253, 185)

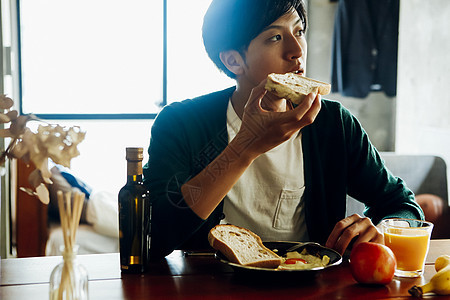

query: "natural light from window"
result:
(18, 0), (234, 193)
(20, 0), (163, 114)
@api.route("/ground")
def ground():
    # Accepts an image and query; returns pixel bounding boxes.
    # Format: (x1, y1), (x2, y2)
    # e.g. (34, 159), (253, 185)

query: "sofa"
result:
(15, 160), (119, 257)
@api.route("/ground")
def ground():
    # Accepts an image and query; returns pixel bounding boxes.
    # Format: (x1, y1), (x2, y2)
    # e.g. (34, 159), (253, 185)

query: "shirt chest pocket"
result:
(272, 187), (305, 231)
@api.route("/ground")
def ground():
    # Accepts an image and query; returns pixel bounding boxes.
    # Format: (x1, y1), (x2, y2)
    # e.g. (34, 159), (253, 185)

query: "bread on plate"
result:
(265, 73), (331, 105)
(208, 224), (282, 268)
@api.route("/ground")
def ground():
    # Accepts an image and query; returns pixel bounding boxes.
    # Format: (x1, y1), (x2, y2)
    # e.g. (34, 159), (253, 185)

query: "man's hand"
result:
(182, 80), (321, 220)
(236, 80), (321, 159)
(325, 214), (383, 255)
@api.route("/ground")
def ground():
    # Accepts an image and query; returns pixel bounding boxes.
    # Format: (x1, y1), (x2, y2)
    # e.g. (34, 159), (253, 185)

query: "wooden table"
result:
(1, 239), (450, 299)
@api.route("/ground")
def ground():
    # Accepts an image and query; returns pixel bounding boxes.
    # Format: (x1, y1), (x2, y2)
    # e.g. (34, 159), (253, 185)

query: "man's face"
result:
(239, 9), (307, 87)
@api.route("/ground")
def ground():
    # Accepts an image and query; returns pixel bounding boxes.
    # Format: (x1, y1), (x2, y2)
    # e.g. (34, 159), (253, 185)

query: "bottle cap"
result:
(126, 147), (143, 161)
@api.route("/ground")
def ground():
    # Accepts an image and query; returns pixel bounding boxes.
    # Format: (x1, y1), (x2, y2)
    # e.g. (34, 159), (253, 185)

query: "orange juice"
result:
(384, 229), (430, 271)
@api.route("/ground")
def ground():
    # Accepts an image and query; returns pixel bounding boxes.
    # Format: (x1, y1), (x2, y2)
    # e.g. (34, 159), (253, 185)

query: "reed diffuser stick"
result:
(55, 190), (85, 300)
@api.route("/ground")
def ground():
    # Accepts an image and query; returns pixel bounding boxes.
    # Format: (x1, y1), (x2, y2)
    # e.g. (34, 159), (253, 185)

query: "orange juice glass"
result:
(380, 218), (433, 278)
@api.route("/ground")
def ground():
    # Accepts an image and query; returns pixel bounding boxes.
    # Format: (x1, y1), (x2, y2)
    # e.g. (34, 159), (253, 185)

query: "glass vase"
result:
(49, 246), (89, 300)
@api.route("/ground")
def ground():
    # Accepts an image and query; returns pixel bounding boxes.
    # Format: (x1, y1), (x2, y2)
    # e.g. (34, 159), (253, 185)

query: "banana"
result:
(435, 255), (450, 272)
(409, 255), (450, 297)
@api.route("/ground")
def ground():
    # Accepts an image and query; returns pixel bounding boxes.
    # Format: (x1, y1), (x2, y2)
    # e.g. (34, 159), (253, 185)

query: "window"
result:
(12, 0), (234, 192)
(19, 0), (163, 116)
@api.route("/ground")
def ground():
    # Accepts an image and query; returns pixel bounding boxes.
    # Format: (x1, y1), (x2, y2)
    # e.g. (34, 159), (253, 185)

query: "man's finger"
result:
(245, 80), (268, 109)
(325, 214), (361, 250)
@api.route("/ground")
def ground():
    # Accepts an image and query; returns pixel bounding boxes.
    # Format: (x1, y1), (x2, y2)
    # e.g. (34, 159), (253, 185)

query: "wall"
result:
(307, 0), (450, 204)
(396, 0), (450, 204)
(306, 0), (396, 151)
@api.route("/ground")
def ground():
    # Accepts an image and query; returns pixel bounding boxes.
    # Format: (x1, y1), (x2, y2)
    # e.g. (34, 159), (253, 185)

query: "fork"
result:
(279, 242), (322, 256)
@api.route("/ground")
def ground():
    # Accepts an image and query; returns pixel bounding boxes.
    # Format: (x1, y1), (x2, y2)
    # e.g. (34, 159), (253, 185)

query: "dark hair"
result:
(202, 0), (307, 78)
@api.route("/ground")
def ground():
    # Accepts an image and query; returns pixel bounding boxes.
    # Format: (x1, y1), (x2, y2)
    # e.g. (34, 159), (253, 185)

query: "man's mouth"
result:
(291, 69), (304, 75)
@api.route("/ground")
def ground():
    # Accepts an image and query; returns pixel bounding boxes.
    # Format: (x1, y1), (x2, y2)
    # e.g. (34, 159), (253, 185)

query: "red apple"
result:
(350, 242), (397, 285)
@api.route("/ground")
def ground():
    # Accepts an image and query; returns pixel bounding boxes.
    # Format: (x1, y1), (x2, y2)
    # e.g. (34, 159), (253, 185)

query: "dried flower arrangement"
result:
(1, 94), (88, 299)
(0, 94), (85, 204)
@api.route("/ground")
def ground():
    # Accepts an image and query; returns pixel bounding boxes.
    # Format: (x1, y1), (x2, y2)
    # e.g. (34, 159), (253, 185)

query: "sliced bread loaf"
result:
(265, 73), (331, 105)
(208, 224), (282, 268)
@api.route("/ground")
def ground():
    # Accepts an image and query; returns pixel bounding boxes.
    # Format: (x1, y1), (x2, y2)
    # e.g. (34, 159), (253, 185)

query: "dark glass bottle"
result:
(118, 147), (151, 273)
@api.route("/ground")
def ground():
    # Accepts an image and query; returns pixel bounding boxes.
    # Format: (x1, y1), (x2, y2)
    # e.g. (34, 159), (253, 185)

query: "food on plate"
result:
(349, 242), (396, 285)
(208, 224), (282, 268)
(409, 255), (450, 297)
(277, 248), (330, 270)
(209, 224), (332, 270)
(265, 73), (331, 105)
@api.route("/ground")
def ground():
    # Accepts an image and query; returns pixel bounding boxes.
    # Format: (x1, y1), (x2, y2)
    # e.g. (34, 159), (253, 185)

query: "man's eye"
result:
(297, 30), (305, 37)
(270, 34), (282, 41)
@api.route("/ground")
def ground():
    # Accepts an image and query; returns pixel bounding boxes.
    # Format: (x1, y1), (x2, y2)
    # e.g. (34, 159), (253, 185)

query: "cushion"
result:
(48, 166), (90, 224)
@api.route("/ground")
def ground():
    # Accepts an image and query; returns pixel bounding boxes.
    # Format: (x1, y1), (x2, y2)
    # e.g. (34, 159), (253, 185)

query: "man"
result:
(144, 0), (423, 260)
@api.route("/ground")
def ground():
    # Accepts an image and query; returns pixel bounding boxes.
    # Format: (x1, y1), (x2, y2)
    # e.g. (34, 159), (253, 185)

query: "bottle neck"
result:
(61, 245), (79, 262)
(127, 160), (143, 183)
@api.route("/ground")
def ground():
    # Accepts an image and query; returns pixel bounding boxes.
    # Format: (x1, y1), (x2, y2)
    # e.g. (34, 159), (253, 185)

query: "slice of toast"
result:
(208, 224), (282, 268)
(265, 73), (331, 105)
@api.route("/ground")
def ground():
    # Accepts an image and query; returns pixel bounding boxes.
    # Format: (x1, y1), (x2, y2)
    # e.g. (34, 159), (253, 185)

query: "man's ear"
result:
(220, 50), (245, 76)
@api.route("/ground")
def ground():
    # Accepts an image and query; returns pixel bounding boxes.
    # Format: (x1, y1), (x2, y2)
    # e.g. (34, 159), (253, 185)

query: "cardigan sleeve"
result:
(302, 100), (423, 244)
(340, 104), (424, 223)
(143, 88), (232, 260)
(143, 104), (208, 260)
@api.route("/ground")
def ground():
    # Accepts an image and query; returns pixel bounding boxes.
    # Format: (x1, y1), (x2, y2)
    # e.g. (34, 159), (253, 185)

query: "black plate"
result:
(215, 241), (342, 276)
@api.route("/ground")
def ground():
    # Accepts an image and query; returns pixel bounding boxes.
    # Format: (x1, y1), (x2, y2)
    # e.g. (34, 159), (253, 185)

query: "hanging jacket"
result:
(331, 0), (400, 98)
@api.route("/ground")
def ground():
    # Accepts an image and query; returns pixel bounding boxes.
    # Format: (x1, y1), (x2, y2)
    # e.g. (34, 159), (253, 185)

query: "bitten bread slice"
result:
(265, 73), (331, 105)
(208, 224), (282, 268)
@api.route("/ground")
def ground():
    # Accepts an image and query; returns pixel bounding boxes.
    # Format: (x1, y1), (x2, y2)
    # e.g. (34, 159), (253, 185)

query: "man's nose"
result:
(285, 35), (304, 60)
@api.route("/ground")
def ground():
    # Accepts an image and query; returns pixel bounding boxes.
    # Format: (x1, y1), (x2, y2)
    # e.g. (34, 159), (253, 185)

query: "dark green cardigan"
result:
(143, 86), (423, 259)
